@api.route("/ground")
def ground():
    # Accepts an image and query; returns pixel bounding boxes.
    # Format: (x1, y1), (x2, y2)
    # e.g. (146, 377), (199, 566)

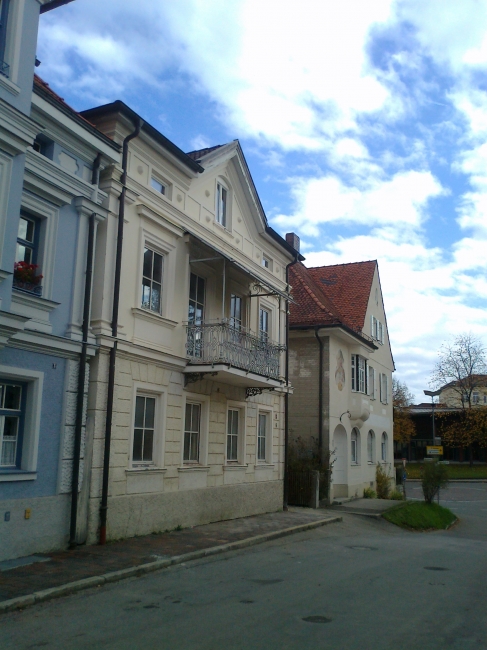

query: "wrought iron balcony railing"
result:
(186, 321), (285, 381)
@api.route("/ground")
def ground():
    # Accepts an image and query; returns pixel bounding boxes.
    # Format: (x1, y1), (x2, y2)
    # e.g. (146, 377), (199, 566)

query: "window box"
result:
(12, 278), (43, 296)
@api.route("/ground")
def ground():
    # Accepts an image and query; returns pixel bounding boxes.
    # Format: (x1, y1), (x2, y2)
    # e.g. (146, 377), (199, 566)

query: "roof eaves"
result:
(33, 80), (121, 151)
(80, 101), (204, 174)
(40, 0), (75, 13)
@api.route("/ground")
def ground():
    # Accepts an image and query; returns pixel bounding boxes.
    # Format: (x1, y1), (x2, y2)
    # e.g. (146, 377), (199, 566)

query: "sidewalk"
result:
(0, 509), (340, 613)
(329, 497), (401, 518)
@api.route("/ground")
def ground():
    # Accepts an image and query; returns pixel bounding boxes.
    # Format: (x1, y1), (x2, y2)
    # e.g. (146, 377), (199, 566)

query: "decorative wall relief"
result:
(335, 349), (345, 391)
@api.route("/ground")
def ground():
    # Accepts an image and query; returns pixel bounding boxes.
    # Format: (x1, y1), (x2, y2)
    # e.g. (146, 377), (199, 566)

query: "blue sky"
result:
(37, 0), (487, 400)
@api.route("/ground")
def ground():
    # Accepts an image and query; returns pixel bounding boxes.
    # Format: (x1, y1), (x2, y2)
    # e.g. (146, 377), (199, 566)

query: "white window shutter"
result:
(374, 368), (378, 400)
(371, 315), (375, 338)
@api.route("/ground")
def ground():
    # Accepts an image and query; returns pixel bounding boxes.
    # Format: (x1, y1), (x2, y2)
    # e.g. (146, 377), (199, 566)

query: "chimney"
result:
(285, 232), (300, 253)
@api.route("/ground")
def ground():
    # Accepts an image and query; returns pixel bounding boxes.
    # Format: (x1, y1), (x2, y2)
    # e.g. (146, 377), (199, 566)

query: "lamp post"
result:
(424, 389), (441, 446)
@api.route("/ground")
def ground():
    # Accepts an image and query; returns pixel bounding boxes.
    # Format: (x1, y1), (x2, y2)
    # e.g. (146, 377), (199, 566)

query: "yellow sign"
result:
(427, 446), (443, 456)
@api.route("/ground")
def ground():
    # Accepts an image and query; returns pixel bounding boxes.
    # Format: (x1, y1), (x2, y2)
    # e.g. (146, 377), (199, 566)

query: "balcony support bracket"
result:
(246, 387), (275, 399)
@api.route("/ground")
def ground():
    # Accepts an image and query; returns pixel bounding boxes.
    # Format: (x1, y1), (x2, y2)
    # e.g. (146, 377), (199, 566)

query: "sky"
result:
(37, 0), (487, 401)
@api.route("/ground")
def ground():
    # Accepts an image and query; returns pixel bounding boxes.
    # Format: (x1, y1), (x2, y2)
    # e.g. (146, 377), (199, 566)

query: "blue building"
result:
(0, 0), (119, 560)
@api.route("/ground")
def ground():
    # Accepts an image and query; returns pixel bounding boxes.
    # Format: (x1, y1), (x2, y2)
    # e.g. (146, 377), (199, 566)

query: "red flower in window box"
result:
(13, 261), (43, 285)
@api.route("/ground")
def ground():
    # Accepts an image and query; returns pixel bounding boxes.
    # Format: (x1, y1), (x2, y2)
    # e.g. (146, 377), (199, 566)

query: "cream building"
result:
(77, 102), (299, 543)
(288, 260), (395, 500)
(439, 376), (487, 408)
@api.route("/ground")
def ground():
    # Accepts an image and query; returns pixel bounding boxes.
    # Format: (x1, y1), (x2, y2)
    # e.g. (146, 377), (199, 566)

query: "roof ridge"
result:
(307, 259), (377, 270)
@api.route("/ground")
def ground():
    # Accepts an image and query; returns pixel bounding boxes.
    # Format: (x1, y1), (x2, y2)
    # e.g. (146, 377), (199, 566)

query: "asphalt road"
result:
(3, 483), (487, 650)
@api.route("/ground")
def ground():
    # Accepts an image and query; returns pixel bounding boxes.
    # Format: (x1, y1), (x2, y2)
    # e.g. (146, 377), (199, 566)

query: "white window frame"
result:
(473, 391), (479, 405)
(230, 293), (243, 330)
(150, 176), (166, 195)
(259, 306), (270, 342)
(141, 245), (164, 314)
(0, 365), (43, 482)
(129, 383), (166, 469)
(351, 428), (360, 465)
(378, 321), (384, 344)
(136, 226), (177, 321)
(351, 355), (367, 394)
(257, 409), (272, 463)
(367, 430), (375, 464)
(371, 315), (378, 340)
(381, 432), (388, 462)
(180, 392), (210, 467)
(216, 179), (229, 228)
(368, 365), (375, 399)
(261, 254), (273, 271)
(226, 400), (247, 465)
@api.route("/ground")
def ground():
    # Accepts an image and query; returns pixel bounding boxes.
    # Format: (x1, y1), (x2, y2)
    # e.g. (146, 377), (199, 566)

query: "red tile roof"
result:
(34, 75), (96, 128)
(290, 260), (377, 333)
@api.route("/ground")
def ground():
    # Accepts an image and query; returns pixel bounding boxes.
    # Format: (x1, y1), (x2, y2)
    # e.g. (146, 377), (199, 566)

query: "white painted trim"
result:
(0, 365), (44, 474)
(0, 151), (12, 268)
(257, 407), (273, 464)
(129, 381), (167, 470)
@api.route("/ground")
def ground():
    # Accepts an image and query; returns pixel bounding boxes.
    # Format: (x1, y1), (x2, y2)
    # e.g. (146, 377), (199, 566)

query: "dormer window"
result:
(216, 182), (227, 227)
(151, 177), (165, 195)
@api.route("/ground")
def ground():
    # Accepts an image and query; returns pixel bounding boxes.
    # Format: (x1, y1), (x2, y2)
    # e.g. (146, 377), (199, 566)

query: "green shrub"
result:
(389, 489), (404, 500)
(363, 486), (377, 499)
(383, 502), (456, 530)
(376, 463), (391, 499)
(422, 460), (449, 504)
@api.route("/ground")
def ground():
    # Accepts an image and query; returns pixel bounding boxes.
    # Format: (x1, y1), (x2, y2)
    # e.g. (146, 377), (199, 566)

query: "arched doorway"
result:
(332, 424), (348, 497)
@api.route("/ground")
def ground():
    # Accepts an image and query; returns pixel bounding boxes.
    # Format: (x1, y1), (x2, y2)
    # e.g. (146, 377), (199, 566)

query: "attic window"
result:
(151, 177), (166, 195)
(262, 254), (273, 271)
(216, 182), (227, 227)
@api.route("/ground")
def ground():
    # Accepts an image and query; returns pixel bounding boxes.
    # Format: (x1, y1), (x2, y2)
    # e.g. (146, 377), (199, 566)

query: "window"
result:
(367, 430), (375, 464)
(188, 273), (205, 357)
(380, 373), (389, 404)
(381, 432), (388, 461)
(227, 408), (239, 461)
(188, 273), (205, 325)
(216, 182), (227, 227)
(368, 366), (375, 399)
(16, 215), (38, 265)
(142, 247), (163, 313)
(0, 0), (10, 77)
(473, 391), (479, 405)
(150, 177), (165, 195)
(351, 428), (359, 464)
(132, 395), (156, 464)
(184, 402), (201, 463)
(262, 255), (269, 269)
(259, 307), (270, 342)
(0, 381), (24, 468)
(371, 315), (384, 344)
(257, 413), (268, 461)
(351, 355), (367, 393)
(230, 294), (242, 330)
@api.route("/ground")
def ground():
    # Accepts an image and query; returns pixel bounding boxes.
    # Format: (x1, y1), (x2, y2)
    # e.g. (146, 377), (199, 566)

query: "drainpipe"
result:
(283, 253), (299, 510)
(314, 328), (324, 459)
(99, 120), (142, 545)
(69, 213), (95, 549)
(69, 153), (102, 549)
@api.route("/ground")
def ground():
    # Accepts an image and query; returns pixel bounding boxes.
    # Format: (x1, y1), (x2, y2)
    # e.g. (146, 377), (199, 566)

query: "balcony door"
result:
(188, 273), (205, 357)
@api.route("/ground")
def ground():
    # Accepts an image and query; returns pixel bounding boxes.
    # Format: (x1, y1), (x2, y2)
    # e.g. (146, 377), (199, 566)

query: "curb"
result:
(405, 479), (487, 483)
(0, 515), (341, 614)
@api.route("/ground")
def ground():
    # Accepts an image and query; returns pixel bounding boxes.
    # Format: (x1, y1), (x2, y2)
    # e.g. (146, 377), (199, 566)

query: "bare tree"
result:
(431, 334), (487, 465)
(392, 377), (415, 444)
(431, 334), (487, 408)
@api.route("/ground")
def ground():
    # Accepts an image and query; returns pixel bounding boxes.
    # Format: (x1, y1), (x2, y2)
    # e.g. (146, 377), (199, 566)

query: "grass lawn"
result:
(383, 501), (457, 531)
(399, 463), (487, 480)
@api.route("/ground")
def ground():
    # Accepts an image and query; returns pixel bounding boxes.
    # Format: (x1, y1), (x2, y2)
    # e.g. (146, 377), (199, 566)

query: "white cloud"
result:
(273, 169), (445, 235)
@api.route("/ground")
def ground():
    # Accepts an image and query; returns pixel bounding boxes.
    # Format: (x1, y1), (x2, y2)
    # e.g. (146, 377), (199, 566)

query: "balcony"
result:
(185, 321), (285, 387)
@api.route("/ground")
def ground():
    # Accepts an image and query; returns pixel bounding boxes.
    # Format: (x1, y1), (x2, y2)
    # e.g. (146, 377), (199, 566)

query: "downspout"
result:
(283, 253), (299, 510)
(314, 328), (324, 459)
(69, 153), (102, 549)
(99, 120), (142, 545)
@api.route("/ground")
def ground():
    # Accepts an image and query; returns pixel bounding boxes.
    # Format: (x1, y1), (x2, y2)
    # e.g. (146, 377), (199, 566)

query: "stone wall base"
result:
(0, 494), (70, 561)
(87, 480), (284, 544)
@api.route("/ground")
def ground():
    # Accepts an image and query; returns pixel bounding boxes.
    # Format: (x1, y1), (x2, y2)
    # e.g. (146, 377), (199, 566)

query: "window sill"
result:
(0, 471), (37, 482)
(131, 307), (178, 328)
(255, 463), (274, 469)
(224, 464), (248, 471)
(0, 74), (20, 97)
(178, 465), (210, 472)
(126, 467), (167, 475)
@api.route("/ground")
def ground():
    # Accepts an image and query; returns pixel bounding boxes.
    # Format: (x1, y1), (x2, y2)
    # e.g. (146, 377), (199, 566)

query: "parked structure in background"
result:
(287, 256), (395, 500)
(0, 0), (121, 561)
(73, 101), (300, 543)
